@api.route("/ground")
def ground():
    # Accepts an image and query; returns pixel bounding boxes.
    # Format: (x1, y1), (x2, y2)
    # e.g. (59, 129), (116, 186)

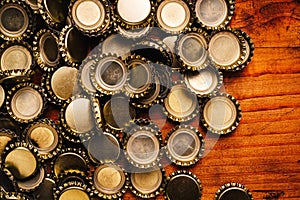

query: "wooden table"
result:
(124, 0), (300, 199)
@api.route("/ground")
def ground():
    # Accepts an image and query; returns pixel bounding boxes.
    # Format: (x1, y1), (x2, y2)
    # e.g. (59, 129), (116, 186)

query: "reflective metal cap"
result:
(54, 179), (92, 200)
(165, 125), (205, 166)
(184, 64), (223, 96)
(130, 166), (166, 198)
(17, 166), (45, 192)
(24, 119), (62, 160)
(164, 83), (199, 122)
(37, 0), (69, 29)
(176, 27), (210, 71)
(0, 0), (33, 41)
(0, 84), (5, 108)
(201, 93), (242, 134)
(70, 0), (111, 36)
(91, 163), (129, 199)
(6, 83), (45, 123)
(78, 55), (97, 94)
(215, 183), (253, 200)
(33, 29), (60, 72)
(208, 28), (247, 71)
(0, 129), (17, 159)
(156, 0), (193, 34)
(164, 170), (202, 200)
(195, 0), (235, 30)
(59, 25), (89, 67)
(91, 53), (128, 95)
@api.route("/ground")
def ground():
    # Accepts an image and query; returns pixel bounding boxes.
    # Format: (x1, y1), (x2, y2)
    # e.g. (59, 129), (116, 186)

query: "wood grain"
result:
(122, 0), (300, 199)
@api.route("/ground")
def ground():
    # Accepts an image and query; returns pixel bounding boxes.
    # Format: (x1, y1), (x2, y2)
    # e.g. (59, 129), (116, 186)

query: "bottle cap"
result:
(24, 119), (62, 160)
(1, 192), (32, 200)
(0, 114), (21, 136)
(69, 0), (111, 36)
(0, 129), (17, 158)
(33, 29), (60, 72)
(208, 28), (247, 71)
(100, 34), (133, 59)
(201, 93), (241, 134)
(123, 120), (162, 168)
(164, 83), (199, 122)
(0, 168), (17, 193)
(0, 41), (33, 71)
(176, 27), (210, 71)
(130, 166), (166, 198)
(0, 69), (33, 84)
(184, 64), (223, 96)
(164, 170), (202, 200)
(59, 25), (89, 67)
(90, 53), (128, 95)
(87, 131), (121, 164)
(156, 0), (192, 34)
(0, 84), (5, 108)
(124, 55), (154, 98)
(91, 163), (129, 199)
(6, 83), (45, 123)
(152, 63), (172, 101)
(37, 0), (69, 29)
(115, 0), (154, 30)
(25, 0), (39, 13)
(43, 66), (79, 105)
(78, 55), (97, 94)
(195, 0), (235, 30)
(32, 176), (55, 200)
(51, 148), (89, 178)
(215, 183), (253, 200)
(102, 94), (136, 131)
(1, 141), (40, 181)
(165, 125), (204, 166)
(0, 0), (33, 41)
(17, 166), (45, 192)
(131, 39), (174, 67)
(235, 29), (255, 71)
(54, 179), (92, 200)
(60, 96), (96, 143)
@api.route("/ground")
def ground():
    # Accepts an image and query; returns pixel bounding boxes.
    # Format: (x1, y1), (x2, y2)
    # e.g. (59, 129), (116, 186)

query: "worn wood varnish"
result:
(123, 0), (300, 199)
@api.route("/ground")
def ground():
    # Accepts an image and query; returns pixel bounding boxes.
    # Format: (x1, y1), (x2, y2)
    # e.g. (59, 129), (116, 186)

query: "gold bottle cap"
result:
(0, 41), (33, 71)
(215, 183), (253, 200)
(47, 66), (79, 103)
(91, 54), (128, 95)
(201, 93), (241, 134)
(165, 125), (204, 166)
(0, 0), (33, 41)
(70, 0), (111, 35)
(6, 83), (45, 123)
(87, 132), (121, 164)
(124, 121), (162, 168)
(176, 28), (210, 70)
(2, 142), (40, 181)
(235, 29), (255, 71)
(17, 166), (45, 192)
(78, 55), (97, 94)
(156, 0), (192, 33)
(54, 181), (92, 200)
(59, 25), (89, 67)
(61, 96), (95, 140)
(130, 166), (165, 198)
(52, 148), (89, 177)
(92, 163), (128, 198)
(101, 34), (133, 59)
(103, 94), (136, 131)
(37, 0), (69, 29)
(0, 114), (21, 136)
(0, 129), (16, 155)
(195, 0), (235, 29)
(164, 83), (199, 122)
(184, 64), (223, 96)
(33, 176), (55, 200)
(0, 84), (5, 108)
(124, 55), (153, 98)
(1, 192), (32, 200)
(164, 170), (202, 200)
(208, 28), (247, 70)
(116, 25), (151, 39)
(132, 76), (160, 108)
(33, 29), (60, 72)
(25, 119), (62, 159)
(115, 0), (153, 30)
